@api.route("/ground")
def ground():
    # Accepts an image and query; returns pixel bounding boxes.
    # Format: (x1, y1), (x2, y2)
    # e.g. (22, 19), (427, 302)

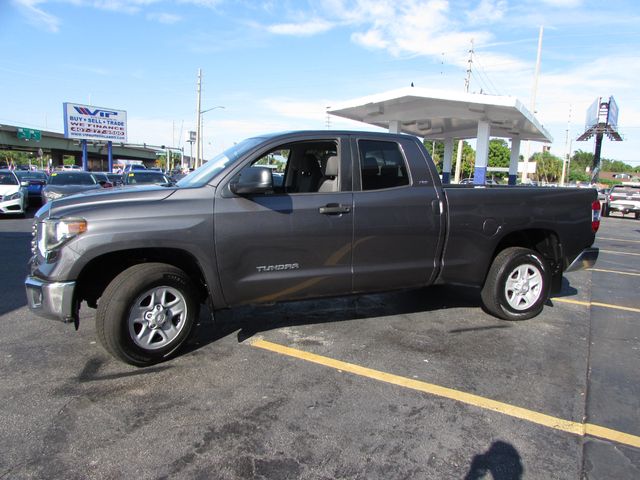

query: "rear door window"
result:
(358, 140), (409, 191)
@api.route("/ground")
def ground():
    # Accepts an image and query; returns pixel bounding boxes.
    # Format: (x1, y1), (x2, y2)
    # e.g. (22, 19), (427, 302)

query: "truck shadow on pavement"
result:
(183, 276), (583, 357)
(183, 285), (493, 353)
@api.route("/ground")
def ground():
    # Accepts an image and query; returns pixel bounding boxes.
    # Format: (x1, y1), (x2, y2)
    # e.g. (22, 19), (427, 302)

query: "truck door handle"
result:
(319, 203), (351, 215)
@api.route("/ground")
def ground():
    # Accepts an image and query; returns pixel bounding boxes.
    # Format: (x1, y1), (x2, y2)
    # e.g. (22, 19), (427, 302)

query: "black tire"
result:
(96, 263), (199, 367)
(481, 247), (551, 321)
(601, 204), (609, 217)
(635, 212), (640, 220)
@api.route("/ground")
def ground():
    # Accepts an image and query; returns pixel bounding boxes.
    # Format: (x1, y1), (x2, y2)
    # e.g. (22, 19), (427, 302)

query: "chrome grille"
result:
(31, 221), (39, 255)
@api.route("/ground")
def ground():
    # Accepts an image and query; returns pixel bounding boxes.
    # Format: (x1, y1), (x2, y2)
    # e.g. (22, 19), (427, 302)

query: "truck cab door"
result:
(214, 136), (353, 306)
(351, 136), (443, 292)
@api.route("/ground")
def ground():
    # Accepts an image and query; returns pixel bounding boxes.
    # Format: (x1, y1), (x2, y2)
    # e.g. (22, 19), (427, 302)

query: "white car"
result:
(0, 170), (28, 216)
(602, 183), (640, 220)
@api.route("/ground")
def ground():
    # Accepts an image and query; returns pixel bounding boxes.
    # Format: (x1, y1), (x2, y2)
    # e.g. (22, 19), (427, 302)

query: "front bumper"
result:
(0, 197), (25, 215)
(566, 248), (599, 273)
(25, 276), (77, 323)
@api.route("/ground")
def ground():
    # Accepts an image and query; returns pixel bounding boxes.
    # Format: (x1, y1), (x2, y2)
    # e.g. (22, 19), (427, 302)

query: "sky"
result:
(1, 0), (639, 165)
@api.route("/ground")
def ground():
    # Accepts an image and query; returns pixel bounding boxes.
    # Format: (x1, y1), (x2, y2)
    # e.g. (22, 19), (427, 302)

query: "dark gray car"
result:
(41, 171), (102, 204)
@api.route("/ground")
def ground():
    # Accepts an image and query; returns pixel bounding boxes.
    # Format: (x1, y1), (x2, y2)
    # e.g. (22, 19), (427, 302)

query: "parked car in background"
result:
(91, 172), (114, 188)
(59, 165), (82, 171)
(0, 169), (28, 216)
(123, 164), (147, 173)
(602, 183), (640, 219)
(460, 177), (500, 185)
(14, 170), (48, 206)
(121, 170), (171, 186)
(41, 171), (102, 204)
(104, 172), (124, 187)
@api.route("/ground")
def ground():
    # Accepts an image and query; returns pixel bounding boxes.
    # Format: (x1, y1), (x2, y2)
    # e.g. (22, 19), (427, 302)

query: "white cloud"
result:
(147, 12), (182, 24)
(267, 18), (334, 36)
(261, 99), (331, 122)
(12, 0), (60, 33)
(465, 0), (508, 25)
(177, 0), (223, 8)
(540, 0), (583, 7)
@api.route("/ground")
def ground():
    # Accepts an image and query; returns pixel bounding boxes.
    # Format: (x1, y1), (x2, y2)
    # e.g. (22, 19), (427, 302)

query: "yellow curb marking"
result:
(598, 237), (640, 244)
(251, 339), (640, 449)
(588, 268), (640, 277)
(551, 297), (640, 314)
(600, 249), (640, 257)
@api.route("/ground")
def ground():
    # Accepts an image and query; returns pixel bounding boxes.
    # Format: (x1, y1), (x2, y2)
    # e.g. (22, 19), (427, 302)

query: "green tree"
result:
(458, 141), (476, 179)
(423, 140), (445, 172)
(533, 151), (563, 183)
(488, 139), (510, 180)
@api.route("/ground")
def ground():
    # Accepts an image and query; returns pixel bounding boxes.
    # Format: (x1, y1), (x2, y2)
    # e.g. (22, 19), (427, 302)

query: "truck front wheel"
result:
(481, 247), (551, 321)
(96, 263), (199, 367)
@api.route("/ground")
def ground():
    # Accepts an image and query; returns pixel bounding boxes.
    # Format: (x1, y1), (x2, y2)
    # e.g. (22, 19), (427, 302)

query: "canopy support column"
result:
(442, 137), (453, 184)
(474, 121), (490, 184)
(509, 137), (521, 186)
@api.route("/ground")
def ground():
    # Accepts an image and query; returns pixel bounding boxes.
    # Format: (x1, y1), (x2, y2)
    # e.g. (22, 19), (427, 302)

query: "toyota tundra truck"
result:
(25, 131), (600, 366)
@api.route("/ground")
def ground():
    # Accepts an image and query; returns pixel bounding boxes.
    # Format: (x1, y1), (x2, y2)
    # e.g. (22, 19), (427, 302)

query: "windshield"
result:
(0, 171), (18, 186)
(48, 172), (97, 185)
(16, 171), (47, 181)
(177, 137), (265, 188)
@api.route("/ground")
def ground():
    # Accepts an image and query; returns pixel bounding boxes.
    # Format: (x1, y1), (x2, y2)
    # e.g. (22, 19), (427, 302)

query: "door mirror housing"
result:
(230, 166), (273, 195)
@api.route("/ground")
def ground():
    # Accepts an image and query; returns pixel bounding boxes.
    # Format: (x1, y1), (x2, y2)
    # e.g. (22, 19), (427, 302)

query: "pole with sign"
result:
(82, 140), (88, 171)
(107, 141), (113, 172)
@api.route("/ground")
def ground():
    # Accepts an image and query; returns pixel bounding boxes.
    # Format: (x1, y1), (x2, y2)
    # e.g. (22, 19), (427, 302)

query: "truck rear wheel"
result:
(481, 247), (551, 321)
(96, 263), (199, 367)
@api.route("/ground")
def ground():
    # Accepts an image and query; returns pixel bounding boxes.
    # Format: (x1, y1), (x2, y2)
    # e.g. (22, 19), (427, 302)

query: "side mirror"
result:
(230, 166), (273, 195)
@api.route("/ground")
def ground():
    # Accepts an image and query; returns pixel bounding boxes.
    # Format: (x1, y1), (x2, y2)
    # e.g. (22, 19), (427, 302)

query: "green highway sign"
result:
(17, 128), (42, 141)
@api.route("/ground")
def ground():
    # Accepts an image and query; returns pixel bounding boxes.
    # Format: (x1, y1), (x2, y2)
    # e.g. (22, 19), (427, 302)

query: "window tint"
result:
(358, 140), (409, 191)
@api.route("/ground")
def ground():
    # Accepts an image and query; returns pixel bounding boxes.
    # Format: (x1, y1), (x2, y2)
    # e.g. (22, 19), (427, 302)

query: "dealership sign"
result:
(63, 102), (127, 142)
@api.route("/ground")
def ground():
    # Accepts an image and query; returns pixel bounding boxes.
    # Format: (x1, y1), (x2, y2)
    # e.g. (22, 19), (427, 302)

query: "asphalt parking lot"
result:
(1, 209), (638, 479)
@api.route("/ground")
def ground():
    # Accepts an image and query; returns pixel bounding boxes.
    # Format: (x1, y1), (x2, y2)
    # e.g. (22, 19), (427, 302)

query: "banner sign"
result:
(607, 96), (618, 129)
(63, 102), (127, 142)
(585, 97), (600, 130)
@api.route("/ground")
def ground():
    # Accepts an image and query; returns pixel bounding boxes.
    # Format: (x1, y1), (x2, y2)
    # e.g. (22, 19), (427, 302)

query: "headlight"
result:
(43, 190), (63, 200)
(37, 218), (87, 257)
(4, 192), (21, 201)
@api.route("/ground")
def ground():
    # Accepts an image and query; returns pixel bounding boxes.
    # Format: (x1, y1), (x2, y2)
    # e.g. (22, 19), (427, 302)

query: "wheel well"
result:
(491, 229), (563, 281)
(76, 248), (209, 308)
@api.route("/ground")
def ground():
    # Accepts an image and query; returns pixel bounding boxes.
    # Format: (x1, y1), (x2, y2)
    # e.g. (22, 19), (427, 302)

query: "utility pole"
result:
(195, 68), (202, 169)
(454, 40), (474, 183)
(521, 26), (544, 184)
(560, 105), (572, 186)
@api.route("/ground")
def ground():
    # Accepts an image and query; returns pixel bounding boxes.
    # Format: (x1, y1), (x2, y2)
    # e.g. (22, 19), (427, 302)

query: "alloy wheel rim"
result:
(128, 286), (187, 350)
(504, 263), (543, 311)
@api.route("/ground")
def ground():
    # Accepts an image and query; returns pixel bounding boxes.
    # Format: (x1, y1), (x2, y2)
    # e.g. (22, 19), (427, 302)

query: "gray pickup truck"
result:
(25, 131), (600, 366)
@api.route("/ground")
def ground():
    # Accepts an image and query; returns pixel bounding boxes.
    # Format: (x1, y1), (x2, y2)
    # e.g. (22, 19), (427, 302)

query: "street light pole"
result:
(199, 106), (225, 164)
(195, 69), (202, 169)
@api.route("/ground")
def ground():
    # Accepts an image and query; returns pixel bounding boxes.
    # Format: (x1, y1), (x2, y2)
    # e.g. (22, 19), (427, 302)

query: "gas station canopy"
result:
(328, 87), (553, 143)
